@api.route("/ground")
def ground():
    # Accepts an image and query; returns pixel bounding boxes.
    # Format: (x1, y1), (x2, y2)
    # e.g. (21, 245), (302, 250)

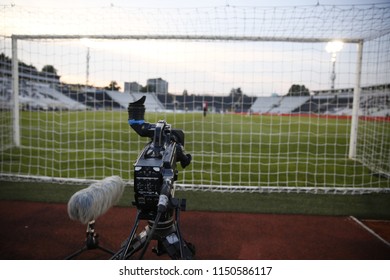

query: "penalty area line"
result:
(349, 216), (390, 248)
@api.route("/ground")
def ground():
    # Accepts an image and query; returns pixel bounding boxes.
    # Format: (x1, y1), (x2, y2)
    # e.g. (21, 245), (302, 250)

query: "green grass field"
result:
(1, 110), (389, 189)
(1, 110), (389, 218)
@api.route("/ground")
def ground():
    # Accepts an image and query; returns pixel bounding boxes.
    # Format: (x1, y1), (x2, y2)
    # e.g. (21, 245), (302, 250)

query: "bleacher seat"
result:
(250, 97), (281, 113)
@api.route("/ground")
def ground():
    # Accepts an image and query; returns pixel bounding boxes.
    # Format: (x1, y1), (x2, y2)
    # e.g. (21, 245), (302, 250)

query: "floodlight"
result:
(326, 40), (344, 54)
(326, 40), (344, 89)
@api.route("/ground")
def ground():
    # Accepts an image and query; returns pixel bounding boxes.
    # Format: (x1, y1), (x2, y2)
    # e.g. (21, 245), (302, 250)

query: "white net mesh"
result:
(0, 4), (389, 193)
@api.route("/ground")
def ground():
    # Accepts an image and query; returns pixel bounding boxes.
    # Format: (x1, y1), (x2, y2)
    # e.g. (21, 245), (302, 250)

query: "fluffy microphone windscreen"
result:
(67, 176), (125, 224)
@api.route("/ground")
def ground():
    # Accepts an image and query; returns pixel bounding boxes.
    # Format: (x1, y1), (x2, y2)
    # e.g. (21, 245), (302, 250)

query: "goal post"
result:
(1, 4), (389, 193)
(11, 35), (20, 147)
(348, 40), (363, 160)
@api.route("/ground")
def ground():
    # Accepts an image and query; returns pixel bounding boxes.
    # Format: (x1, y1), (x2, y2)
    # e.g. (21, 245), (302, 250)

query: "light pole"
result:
(81, 38), (91, 87)
(326, 41), (343, 91)
(86, 46), (90, 87)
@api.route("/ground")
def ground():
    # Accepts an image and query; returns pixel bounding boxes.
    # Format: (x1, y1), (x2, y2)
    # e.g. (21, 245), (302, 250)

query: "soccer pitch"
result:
(1, 110), (389, 189)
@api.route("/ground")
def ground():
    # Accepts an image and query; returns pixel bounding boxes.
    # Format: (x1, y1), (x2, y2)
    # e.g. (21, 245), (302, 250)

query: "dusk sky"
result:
(1, 0), (388, 95)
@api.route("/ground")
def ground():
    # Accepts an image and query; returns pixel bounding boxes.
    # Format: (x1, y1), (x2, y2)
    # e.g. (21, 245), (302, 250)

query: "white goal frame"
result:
(7, 34), (383, 194)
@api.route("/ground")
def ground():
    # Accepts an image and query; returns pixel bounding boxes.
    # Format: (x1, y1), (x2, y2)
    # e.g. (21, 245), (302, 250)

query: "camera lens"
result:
(128, 96), (146, 120)
(128, 103), (145, 120)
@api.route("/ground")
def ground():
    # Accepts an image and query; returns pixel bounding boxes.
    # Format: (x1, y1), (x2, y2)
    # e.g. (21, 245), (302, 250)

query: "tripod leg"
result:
(66, 220), (115, 259)
(175, 201), (185, 258)
(111, 210), (143, 260)
(174, 199), (195, 259)
(113, 226), (150, 259)
(65, 246), (88, 260)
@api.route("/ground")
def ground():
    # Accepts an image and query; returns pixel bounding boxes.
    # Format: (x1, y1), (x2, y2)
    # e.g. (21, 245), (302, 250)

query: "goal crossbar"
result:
(11, 34), (364, 44)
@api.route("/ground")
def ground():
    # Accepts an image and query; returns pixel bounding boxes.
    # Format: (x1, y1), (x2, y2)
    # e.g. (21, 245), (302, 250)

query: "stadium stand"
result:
(0, 77), (86, 111)
(60, 87), (122, 110)
(293, 95), (353, 115)
(360, 89), (390, 117)
(128, 92), (164, 112)
(158, 94), (256, 113)
(250, 96), (281, 113)
(35, 83), (86, 110)
(2, 69), (388, 117)
(84, 90), (122, 110)
(268, 96), (310, 114)
(104, 90), (131, 109)
(0, 77), (11, 109)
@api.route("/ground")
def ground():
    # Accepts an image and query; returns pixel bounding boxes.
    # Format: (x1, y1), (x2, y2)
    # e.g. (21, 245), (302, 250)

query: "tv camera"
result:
(112, 96), (194, 260)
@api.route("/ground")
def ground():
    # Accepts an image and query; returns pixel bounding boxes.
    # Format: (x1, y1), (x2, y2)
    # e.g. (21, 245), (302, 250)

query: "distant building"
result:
(147, 78), (168, 94)
(124, 82), (142, 93)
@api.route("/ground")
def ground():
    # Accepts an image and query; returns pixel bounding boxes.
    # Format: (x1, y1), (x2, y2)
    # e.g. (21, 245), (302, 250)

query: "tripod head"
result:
(128, 96), (192, 220)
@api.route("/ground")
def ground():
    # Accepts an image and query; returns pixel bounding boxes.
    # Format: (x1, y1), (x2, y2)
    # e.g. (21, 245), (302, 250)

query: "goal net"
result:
(1, 4), (389, 193)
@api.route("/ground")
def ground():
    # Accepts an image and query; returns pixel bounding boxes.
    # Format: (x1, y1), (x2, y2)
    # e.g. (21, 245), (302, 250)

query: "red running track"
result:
(0, 201), (389, 260)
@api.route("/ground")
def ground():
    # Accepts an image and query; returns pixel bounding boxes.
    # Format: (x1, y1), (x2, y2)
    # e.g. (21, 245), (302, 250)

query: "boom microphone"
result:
(67, 176), (125, 224)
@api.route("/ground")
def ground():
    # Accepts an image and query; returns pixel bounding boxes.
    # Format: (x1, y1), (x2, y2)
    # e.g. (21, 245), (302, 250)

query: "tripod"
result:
(111, 198), (195, 260)
(122, 96), (194, 260)
(66, 220), (115, 259)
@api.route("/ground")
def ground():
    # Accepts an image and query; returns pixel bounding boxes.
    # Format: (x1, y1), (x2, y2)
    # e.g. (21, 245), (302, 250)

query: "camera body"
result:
(133, 120), (178, 220)
(128, 96), (191, 220)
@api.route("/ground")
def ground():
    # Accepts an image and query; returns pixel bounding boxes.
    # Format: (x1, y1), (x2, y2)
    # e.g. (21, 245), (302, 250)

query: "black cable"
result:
(138, 211), (162, 260)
